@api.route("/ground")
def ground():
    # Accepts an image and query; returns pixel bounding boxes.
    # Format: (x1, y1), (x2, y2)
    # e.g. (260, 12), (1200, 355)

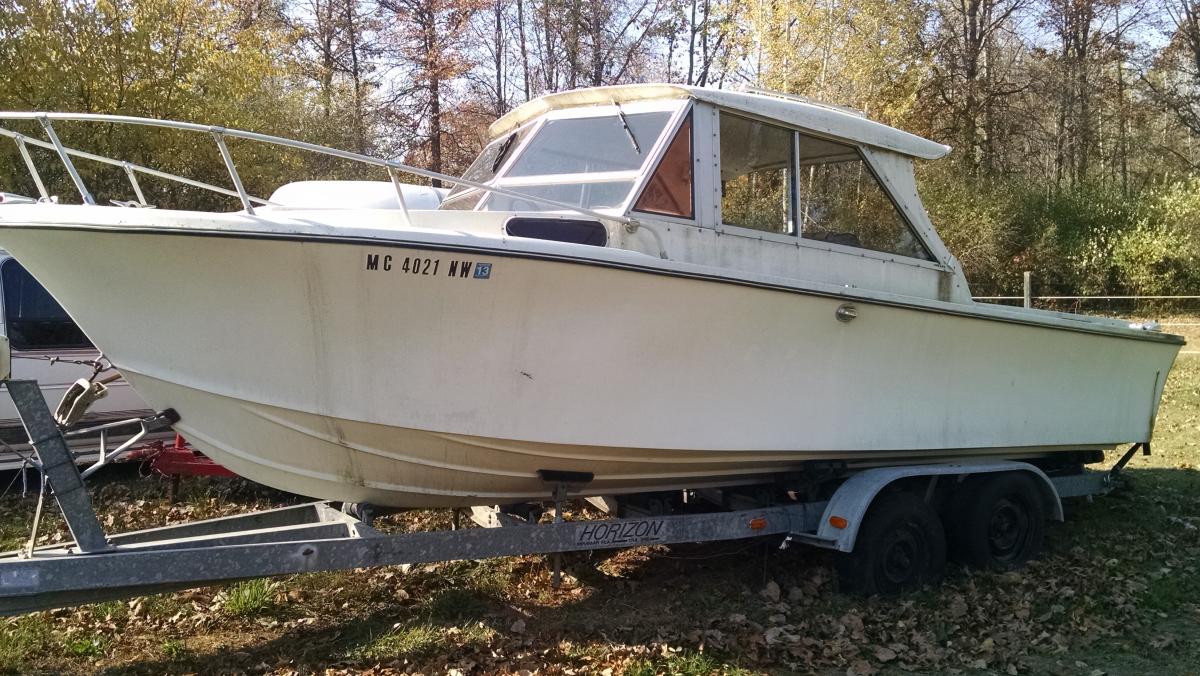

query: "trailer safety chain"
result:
(0, 450), (35, 499)
(12, 353), (115, 381)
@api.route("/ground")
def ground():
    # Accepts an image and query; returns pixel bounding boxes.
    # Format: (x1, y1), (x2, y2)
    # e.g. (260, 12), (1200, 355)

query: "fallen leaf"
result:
(847, 658), (877, 675)
(762, 580), (781, 602)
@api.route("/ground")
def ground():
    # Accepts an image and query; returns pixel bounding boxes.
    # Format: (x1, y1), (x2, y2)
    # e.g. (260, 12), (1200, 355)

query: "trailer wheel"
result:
(837, 491), (946, 595)
(950, 472), (1045, 570)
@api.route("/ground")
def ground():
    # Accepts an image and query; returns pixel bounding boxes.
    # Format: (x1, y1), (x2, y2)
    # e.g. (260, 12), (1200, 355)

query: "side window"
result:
(797, 134), (932, 261)
(634, 113), (693, 219)
(2, 260), (93, 350)
(719, 113), (794, 234)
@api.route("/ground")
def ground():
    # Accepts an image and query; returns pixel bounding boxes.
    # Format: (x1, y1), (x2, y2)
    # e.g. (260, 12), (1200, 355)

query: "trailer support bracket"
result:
(5, 379), (109, 554)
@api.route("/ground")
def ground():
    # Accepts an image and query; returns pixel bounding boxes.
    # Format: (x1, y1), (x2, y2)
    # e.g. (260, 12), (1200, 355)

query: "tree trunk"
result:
(687, 0), (696, 85)
(589, 0), (605, 85)
(320, 0), (335, 119)
(344, 0), (366, 153)
(422, 2), (443, 185)
(516, 0), (531, 99)
(493, 0), (506, 115)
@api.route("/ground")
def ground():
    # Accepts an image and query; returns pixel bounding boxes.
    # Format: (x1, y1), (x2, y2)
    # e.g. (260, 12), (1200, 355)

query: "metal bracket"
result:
(1108, 442), (1149, 481)
(211, 130), (255, 215)
(121, 162), (149, 206)
(5, 380), (109, 553)
(75, 410), (180, 481)
(12, 134), (49, 200)
(386, 166), (413, 227)
(38, 117), (95, 205)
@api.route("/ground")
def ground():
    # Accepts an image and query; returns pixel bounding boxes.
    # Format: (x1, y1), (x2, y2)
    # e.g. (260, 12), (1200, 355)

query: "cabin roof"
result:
(489, 84), (951, 160)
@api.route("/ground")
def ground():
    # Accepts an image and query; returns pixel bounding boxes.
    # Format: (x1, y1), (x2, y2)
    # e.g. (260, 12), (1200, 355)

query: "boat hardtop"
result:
(488, 84), (951, 159)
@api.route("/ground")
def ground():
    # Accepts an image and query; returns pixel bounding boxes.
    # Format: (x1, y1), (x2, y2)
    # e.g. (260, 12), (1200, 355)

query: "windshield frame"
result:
(464, 99), (689, 215)
(439, 118), (542, 211)
(625, 102), (696, 224)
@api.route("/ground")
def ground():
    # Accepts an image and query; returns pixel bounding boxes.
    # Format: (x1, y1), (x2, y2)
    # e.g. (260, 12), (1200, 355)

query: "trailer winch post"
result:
(5, 379), (109, 553)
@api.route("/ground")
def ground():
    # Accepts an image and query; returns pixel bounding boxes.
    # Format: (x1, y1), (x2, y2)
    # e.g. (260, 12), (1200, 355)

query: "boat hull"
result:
(0, 223), (1181, 506)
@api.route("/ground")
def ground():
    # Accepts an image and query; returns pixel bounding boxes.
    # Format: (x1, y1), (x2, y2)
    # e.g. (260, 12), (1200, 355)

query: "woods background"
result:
(2, 0), (1200, 298)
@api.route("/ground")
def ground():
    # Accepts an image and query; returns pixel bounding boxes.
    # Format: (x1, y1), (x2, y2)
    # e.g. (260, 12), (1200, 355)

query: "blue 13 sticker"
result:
(473, 262), (493, 279)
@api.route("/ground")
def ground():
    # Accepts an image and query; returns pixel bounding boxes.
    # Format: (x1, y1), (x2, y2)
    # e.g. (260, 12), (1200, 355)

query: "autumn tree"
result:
(290, 0), (381, 153)
(0, 0), (307, 207)
(926, 0), (1030, 174)
(662, 0), (740, 85)
(735, 0), (932, 124)
(378, 0), (484, 183)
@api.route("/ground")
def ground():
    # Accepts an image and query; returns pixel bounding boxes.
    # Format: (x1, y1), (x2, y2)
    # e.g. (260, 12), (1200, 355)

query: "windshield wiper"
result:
(491, 133), (518, 173)
(612, 100), (641, 155)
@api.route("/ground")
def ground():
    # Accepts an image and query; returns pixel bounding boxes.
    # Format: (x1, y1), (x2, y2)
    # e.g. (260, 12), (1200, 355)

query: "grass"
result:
(64, 634), (107, 658)
(159, 638), (187, 660)
(1142, 572), (1196, 613)
(0, 615), (53, 672)
(625, 649), (752, 676)
(425, 587), (488, 622)
(349, 620), (497, 661)
(90, 600), (129, 623)
(348, 624), (445, 661)
(221, 579), (277, 617)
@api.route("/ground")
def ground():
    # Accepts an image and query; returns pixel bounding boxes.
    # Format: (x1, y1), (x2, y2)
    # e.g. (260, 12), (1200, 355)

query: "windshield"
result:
(440, 108), (676, 212)
(440, 125), (532, 210)
(505, 112), (670, 176)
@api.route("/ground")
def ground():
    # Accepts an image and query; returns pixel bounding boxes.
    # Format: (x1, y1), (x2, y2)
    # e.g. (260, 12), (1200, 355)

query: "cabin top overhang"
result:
(490, 84), (952, 161)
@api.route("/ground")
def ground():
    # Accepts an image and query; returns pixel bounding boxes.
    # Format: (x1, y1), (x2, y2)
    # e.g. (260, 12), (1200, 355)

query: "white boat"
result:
(0, 251), (171, 471)
(0, 85), (1182, 507)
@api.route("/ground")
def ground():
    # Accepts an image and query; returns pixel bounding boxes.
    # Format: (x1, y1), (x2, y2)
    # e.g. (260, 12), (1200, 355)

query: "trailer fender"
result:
(795, 461), (1064, 553)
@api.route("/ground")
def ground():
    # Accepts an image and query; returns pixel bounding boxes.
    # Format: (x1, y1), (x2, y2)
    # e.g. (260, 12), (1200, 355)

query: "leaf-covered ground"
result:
(1, 353), (1198, 675)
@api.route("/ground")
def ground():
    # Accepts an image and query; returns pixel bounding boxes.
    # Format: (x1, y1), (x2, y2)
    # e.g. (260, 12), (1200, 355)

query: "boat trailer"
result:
(0, 370), (1123, 616)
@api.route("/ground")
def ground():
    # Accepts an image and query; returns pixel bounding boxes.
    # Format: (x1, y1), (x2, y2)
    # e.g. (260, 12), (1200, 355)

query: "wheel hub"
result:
(880, 526), (923, 583)
(987, 497), (1030, 560)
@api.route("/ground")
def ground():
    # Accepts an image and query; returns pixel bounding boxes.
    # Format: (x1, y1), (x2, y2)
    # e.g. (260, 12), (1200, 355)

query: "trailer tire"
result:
(837, 491), (946, 595)
(950, 472), (1045, 571)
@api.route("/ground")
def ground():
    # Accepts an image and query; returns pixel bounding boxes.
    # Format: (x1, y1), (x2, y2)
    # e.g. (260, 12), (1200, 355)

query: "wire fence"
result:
(971, 293), (1200, 352)
(972, 295), (1200, 321)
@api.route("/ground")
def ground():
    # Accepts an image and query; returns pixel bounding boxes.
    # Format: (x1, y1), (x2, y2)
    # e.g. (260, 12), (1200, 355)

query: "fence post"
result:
(1023, 271), (1032, 309)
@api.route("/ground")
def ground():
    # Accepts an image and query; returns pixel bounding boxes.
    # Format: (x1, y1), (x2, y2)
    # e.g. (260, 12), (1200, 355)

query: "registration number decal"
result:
(365, 254), (491, 279)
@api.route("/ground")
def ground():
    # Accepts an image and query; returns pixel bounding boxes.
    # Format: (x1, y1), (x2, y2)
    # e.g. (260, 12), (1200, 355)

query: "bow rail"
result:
(0, 112), (638, 230)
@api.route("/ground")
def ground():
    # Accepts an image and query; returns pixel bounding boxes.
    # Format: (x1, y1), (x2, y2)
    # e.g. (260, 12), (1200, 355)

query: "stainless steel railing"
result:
(0, 112), (637, 229)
